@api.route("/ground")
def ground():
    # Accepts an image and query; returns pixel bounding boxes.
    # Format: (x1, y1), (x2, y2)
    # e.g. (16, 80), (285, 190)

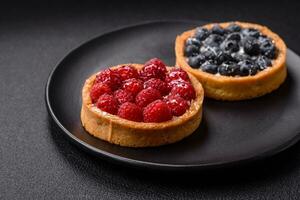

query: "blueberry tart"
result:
(81, 58), (204, 147)
(175, 22), (287, 100)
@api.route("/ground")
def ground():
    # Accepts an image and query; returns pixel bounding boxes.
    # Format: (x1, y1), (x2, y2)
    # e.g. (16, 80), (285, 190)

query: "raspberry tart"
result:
(175, 22), (287, 100)
(81, 58), (204, 147)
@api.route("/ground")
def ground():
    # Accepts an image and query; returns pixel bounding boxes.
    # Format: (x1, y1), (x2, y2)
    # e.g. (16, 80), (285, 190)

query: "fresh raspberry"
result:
(117, 102), (143, 122)
(170, 81), (196, 100)
(90, 82), (112, 103)
(144, 58), (166, 69)
(165, 68), (190, 83)
(144, 78), (170, 95)
(139, 58), (167, 81)
(96, 94), (119, 115)
(122, 78), (143, 96)
(167, 79), (190, 90)
(164, 95), (189, 116)
(143, 100), (172, 123)
(115, 65), (139, 81)
(135, 88), (162, 108)
(95, 69), (122, 90)
(114, 89), (134, 104)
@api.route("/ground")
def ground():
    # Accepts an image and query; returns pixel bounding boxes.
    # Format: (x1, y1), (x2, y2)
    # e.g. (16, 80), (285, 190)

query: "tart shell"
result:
(81, 64), (204, 147)
(175, 22), (287, 101)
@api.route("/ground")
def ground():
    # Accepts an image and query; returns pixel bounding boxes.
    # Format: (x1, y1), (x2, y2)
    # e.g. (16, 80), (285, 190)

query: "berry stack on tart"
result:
(175, 22), (287, 100)
(81, 58), (204, 147)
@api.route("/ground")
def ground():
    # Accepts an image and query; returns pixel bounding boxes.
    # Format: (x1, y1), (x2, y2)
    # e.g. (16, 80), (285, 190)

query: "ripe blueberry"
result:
(226, 23), (241, 32)
(201, 62), (218, 74)
(244, 38), (260, 56)
(222, 40), (239, 53)
(184, 45), (199, 57)
(188, 54), (206, 68)
(194, 27), (209, 41)
(185, 37), (201, 47)
(211, 24), (225, 35)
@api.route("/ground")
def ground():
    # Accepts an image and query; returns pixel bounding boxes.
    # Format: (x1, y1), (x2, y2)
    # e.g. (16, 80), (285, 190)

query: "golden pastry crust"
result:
(81, 64), (204, 147)
(175, 21), (287, 100)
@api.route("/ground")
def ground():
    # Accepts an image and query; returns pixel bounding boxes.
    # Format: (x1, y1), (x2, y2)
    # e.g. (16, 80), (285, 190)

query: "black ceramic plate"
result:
(46, 21), (300, 170)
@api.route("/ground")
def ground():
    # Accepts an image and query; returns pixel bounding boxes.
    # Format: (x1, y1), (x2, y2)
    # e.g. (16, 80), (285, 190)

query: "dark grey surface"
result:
(1, 1), (300, 199)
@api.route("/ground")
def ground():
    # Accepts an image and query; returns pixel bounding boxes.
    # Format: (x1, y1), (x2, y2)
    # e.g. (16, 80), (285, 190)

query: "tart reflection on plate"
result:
(81, 58), (204, 147)
(175, 21), (287, 101)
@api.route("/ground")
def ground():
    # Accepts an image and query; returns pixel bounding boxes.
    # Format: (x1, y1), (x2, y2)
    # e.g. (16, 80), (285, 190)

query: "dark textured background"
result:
(0, 1), (299, 199)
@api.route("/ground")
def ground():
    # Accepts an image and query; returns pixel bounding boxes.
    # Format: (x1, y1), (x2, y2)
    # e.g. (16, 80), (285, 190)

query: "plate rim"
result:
(45, 20), (300, 170)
